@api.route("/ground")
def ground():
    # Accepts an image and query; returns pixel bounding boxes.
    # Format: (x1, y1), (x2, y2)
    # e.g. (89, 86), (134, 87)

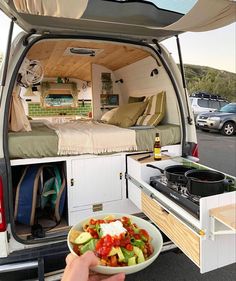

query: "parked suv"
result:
(196, 103), (236, 136)
(190, 92), (229, 121)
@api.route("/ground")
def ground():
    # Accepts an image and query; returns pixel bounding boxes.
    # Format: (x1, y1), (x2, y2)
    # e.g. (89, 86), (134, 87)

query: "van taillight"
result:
(0, 176), (6, 232)
(192, 143), (199, 158)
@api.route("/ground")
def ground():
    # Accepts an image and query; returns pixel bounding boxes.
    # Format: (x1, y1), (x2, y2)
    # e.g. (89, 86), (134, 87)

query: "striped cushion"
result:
(136, 91), (166, 126)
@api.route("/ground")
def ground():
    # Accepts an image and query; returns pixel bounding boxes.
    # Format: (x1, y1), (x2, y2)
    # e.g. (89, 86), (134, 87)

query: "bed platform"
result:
(8, 120), (180, 159)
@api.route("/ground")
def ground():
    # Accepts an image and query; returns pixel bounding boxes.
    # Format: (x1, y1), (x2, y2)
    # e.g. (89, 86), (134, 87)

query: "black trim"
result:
(3, 33), (187, 246)
(175, 35), (193, 126)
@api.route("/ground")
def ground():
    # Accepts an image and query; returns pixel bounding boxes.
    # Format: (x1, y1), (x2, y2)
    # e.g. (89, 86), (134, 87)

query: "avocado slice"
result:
(74, 232), (92, 244)
(133, 246), (145, 264)
(108, 247), (125, 262)
(80, 239), (97, 254)
(121, 247), (135, 263)
(116, 247), (125, 262)
(128, 256), (137, 266)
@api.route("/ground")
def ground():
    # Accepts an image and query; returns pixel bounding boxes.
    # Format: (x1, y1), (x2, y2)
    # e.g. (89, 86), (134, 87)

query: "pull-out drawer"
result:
(142, 192), (200, 266)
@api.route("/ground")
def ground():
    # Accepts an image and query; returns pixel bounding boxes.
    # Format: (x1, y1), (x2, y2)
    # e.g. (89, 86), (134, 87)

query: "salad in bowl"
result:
(68, 213), (163, 275)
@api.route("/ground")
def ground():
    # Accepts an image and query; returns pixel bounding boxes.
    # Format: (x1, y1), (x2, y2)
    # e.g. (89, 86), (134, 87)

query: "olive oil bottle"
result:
(154, 133), (162, 161)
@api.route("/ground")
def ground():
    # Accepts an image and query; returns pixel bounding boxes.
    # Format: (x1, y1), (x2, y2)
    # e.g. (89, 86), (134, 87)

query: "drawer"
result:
(142, 192), (200, 266)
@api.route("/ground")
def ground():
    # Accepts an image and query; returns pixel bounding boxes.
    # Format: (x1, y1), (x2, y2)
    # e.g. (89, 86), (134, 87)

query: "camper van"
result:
(0, 1), (235, 280)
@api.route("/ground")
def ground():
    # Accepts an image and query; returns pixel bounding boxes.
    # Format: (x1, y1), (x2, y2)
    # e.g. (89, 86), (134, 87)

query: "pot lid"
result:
(0, 0), (235, 41)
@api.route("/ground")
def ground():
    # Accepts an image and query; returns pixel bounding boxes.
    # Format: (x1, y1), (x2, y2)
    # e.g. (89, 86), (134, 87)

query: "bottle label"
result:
(154, 147), (161, 160)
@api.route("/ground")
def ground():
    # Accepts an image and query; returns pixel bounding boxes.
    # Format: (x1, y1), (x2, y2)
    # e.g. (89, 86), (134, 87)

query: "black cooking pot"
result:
(185, 169), (228, 197)
(146, 164), (195, 184)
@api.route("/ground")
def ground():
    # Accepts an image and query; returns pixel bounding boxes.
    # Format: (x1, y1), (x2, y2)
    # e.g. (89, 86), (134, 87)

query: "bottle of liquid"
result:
(154, 133), (162, 161)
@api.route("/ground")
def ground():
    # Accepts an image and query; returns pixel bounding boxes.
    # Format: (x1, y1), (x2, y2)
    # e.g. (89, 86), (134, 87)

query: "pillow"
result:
(136, 113), (164, 126)
(101, 107), (118, 122)
(136, 91), (166, 126)
(128, 96), (146, 103)
(108, 101), (147, 128)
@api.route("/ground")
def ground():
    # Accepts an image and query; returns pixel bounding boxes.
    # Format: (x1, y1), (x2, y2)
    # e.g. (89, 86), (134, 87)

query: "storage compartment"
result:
(142, 192), (200, 266)
(12, 161), (69, 240)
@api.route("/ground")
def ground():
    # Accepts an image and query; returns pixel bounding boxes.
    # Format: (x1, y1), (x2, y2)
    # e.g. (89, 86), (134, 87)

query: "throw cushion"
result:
(101, 107), (118, 122)
(128, 96), (146, 103)
(136, 91), (166, 126)
(136, 113), (164, 126)
(108, 101), (147, 128)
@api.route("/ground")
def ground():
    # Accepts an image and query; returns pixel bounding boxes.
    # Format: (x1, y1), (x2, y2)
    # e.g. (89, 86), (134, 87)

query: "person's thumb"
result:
(103, 272), (125, 281)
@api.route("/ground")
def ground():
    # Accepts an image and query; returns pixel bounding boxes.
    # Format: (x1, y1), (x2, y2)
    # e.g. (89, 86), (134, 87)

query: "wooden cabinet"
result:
(67, 155), (125, 225)
(127, 154), (236, 273)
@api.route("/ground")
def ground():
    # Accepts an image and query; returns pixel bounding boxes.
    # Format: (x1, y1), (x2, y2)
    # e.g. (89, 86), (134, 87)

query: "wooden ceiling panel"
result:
(27, 40), (150, 81)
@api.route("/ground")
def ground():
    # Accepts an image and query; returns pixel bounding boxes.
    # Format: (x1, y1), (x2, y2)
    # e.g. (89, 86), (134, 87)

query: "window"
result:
(114, 0), (197, 14)
(209, 100), (220, 109)
(197, 99), (209, 108)
(219, 101), (228, 108)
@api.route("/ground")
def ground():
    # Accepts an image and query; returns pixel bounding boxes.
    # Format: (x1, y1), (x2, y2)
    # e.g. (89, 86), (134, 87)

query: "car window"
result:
(219, 101), (228, 108)
(220, 104), (236, 113)
(209, 100), (220, 109)
(197, 99), (209, 108)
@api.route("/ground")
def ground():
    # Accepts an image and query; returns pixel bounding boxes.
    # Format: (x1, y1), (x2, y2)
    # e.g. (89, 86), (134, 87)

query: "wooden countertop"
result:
(130, 153), (170, 164)
(210, 204), (236, 231)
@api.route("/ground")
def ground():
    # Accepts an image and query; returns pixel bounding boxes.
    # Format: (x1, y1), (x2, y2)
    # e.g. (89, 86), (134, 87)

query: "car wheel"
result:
(221, 122), (236, 136)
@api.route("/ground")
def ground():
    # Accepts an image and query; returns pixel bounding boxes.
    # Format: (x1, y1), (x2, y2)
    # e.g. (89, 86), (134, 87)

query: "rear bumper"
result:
(0, 241), (68, 269)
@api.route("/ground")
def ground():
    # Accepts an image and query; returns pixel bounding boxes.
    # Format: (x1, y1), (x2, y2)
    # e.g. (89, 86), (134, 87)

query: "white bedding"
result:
(47, 120), (137, 155)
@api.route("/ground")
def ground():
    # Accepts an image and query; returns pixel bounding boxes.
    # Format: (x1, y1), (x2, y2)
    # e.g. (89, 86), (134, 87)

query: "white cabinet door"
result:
(69, 155), (123, 209)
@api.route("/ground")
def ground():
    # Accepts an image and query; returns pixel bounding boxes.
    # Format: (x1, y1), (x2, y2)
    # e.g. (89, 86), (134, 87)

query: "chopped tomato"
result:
(90, 219), (97, 225)
(126, 244), (133, 251)
(140, 229), (149, 241)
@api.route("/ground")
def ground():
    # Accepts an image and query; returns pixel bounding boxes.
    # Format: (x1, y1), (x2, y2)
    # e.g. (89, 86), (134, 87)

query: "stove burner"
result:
(185, 190), (201, 203)
(150, 175), (200, 218)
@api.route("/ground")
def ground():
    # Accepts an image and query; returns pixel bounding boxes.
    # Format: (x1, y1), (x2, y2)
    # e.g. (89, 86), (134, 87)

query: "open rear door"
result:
(0, 0), (235, 42)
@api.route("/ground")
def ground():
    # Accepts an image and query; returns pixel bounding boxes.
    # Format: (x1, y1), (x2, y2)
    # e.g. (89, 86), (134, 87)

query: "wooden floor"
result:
(15, 217), (70, 240)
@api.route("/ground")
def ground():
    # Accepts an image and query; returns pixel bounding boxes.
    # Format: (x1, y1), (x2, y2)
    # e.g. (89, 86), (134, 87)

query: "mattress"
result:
(8, 121), (181, 159)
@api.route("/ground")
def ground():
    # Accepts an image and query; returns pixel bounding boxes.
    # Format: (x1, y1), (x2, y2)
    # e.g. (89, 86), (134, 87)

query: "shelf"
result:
(210, 204), (236, 237)
(100, 105), (118, 110)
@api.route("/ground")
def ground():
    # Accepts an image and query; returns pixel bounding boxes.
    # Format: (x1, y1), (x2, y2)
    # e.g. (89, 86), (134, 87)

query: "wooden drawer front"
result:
(142, 192), (200, 266)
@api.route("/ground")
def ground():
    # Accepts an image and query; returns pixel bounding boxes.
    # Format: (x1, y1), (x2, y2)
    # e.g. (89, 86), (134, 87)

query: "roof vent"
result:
(64, 47), (103, 57)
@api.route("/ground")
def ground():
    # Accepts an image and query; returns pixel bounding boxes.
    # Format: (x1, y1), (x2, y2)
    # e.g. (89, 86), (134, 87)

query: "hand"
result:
(61, 252), (125, 281)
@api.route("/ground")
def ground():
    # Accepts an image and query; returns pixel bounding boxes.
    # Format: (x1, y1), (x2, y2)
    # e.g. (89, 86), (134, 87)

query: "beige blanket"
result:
(47, 120), (137, 155)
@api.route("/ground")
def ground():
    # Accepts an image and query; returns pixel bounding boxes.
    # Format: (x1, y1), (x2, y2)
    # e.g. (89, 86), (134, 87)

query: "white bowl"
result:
(67, 213), (163, 275)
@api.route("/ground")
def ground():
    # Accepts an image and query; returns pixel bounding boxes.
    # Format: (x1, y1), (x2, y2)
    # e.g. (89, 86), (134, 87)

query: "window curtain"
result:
(13, 0), (88, 19)
(8, 86), (32, 132)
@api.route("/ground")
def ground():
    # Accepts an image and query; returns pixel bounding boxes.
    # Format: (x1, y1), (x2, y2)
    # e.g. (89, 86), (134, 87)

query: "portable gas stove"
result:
(150, 175), (200, 218)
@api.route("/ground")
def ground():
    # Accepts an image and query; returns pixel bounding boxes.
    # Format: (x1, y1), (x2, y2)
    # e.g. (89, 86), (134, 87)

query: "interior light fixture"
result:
(115, 79), (124, 84)
(150, 68), (159, 77)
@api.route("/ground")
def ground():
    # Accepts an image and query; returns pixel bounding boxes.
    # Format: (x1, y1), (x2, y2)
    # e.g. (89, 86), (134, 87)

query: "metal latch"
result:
(93, 204), (103, 212)
(70, 179), (74, 186)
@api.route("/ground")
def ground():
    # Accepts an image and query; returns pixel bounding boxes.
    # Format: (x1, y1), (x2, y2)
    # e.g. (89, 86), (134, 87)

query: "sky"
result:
(0, 10), (235, 73)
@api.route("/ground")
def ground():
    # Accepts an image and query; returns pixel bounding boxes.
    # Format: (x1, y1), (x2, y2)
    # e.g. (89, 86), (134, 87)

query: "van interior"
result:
(8, 38), (182, 241)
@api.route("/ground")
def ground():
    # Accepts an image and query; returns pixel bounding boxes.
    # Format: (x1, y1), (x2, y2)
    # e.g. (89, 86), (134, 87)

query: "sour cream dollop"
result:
(100, 220), (127, 237)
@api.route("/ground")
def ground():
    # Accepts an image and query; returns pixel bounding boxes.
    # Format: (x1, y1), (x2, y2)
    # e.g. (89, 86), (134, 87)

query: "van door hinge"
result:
(23, 29), (37, 46)
(70, 179), (74, 186)
(119, 173), (123, 180)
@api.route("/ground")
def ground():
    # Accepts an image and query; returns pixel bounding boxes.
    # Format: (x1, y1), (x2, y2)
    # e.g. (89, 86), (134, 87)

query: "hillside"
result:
(0, 56), (235, 101)
(183, 64), (236, 102)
